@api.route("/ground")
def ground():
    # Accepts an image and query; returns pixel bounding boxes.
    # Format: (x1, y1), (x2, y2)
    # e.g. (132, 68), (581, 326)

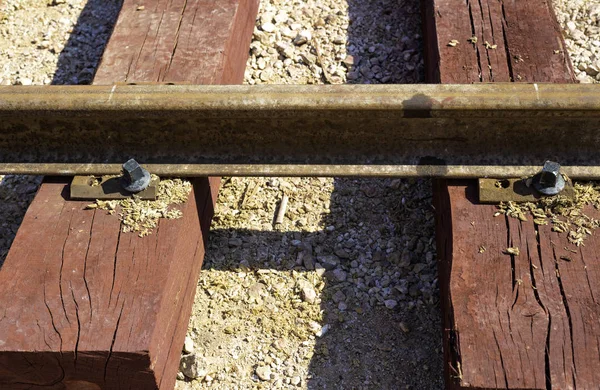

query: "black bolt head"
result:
(121, 159), (151, 193)
(533, 160), (565, 196)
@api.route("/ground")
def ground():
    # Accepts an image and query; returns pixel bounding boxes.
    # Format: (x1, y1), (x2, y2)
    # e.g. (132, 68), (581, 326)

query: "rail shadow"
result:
(313, 0), (441, 387)
(0, 175), (41, 266)
(51, 0), (123, 85)
(343, 0), (423, 85)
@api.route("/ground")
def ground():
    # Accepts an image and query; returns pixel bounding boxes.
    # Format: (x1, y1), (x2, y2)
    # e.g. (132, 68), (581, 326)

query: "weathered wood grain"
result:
(422, 0), (574, 83)
(94, 0), (258, 84)
(0, 0), (257, 387)
(0, 177), (218, 389)
(422, 0), (600, 389)
(434, 182), (600, 389)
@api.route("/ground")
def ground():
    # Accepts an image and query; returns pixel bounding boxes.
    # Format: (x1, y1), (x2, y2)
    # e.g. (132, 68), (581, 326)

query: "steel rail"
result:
(3, 164), (600, 179)
(1, 83), (599, 178)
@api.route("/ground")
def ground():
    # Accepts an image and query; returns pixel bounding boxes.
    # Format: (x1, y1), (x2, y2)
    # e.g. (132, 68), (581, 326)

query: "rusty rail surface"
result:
(1, 83), (599, 178)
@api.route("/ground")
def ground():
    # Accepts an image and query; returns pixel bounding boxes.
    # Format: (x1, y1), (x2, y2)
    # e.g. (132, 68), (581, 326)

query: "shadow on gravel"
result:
(305, 0), (443, 388)
(51, 0), (122, 85)
(203, 177), (443, 389)
(305, 177), (442, 390)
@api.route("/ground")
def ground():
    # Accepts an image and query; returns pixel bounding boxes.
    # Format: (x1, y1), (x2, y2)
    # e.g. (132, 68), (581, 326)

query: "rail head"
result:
(1, 83), (599, 112)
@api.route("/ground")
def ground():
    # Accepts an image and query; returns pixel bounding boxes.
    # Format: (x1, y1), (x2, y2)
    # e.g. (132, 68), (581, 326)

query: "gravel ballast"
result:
(555, 0), (600, 83)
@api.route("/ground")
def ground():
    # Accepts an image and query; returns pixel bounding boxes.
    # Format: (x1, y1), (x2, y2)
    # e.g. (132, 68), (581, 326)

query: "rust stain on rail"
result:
(0, 84), (599, 177)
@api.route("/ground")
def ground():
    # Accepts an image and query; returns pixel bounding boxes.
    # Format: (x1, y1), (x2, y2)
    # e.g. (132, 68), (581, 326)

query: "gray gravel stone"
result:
(332, 268), (347, 282)
(261, 22), (276, 33)
(384, 299), (398, 309)
(301, 284), (317, 304)
(318, 255), (339, 270)
(332, 290), (346, 303)
(183, 336), (194, 354)
(179, 354), (207, 379)
(255, 365), (272, 381)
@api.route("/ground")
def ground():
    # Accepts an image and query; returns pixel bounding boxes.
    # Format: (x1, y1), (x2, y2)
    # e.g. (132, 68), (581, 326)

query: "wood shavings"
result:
(86, 200), (118, 213)
(496, 182), (600, 246)
(503, 247), (520, 256)
(88, 176), (191, 237)
(484, 41), (497, 49)
(498, 201), (528, 221)
(447, 39), (459, 47)
(90, 176), (101, 187)
(468, 36), (478, 44)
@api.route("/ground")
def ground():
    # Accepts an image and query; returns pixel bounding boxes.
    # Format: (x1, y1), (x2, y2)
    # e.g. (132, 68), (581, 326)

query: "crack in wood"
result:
(466, 0), (483, 81)
(551, 246), (577, 386)
(526, 234), (546, 313)
(530, 224), (552, 390)
(493, 328), (510, 388)
(11, 354), (66, 387)
(578, 249), (597, 305)
(104, 302), (124, 382)
(499, 2), (514, 81)
(108, 230), (122, 307)
(69, 282), (81, 365)
(22, 355), (35, 372)
(43, 282), (63, 354)
(82, 210), (96, 321)
(504, 215), (519, 308)
(37, 320), (53, 351)
(475, 0), (493, 81)
(125, 55), (136, 81)
(484, 0), (495, 81)
(545, 312), (552, 390)
(153, 11), (167, 80)
(165, 0), (188, 79)
(188, 6), (200, 48)
(59, 211), (75, 325)
(137, 24), (153, 79)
